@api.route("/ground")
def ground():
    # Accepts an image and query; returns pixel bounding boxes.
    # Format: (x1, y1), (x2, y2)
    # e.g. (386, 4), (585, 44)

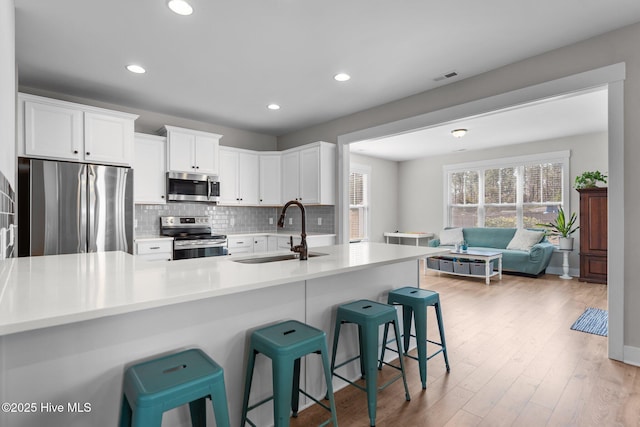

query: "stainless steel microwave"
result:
(166, 171), (220, 203)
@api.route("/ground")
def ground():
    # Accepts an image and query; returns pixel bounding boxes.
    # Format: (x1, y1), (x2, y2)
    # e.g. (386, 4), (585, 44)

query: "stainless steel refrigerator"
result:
(18, 158), (134, 256)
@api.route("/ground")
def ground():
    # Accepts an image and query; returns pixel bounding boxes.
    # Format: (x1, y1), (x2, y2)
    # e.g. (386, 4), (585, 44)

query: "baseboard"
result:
(624, 346), (640, 367)
(545, 266), (580, 278)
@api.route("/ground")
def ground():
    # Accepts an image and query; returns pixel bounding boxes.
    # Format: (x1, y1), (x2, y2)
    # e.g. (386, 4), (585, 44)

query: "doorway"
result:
(336, 63), (625, 361)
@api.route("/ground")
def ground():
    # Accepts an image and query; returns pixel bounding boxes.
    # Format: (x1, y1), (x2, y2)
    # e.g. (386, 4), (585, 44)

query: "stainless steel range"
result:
(160, 216), (227, 260)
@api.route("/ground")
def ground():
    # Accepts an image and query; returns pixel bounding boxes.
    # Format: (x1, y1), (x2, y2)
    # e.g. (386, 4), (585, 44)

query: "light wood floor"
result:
(290, 263), (640, 426)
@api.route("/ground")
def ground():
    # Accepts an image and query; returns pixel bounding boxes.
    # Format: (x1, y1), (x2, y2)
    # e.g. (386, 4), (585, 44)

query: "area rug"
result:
(570, 307), (608, 336)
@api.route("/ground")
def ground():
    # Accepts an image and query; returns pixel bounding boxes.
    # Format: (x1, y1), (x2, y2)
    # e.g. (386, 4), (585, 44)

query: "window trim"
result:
(442, 150), (571, 228)
(350, 163), (372, 242)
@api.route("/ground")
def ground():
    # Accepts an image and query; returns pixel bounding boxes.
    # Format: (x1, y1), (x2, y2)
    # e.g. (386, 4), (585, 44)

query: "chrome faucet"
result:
(277, 200), (308, 260)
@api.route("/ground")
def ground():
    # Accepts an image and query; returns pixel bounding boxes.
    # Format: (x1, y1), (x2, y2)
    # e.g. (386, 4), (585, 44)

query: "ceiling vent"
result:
(434, 71), (458, 82)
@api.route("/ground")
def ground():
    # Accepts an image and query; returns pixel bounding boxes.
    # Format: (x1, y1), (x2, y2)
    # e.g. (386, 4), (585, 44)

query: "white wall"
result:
(349, 153), (399, 243)
(1, 0), (15, 187)
(399, 131), (608, 273)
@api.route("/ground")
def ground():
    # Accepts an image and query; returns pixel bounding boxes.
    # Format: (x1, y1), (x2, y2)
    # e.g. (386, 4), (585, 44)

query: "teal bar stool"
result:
(119, 348), (230, 427)
(241, 320), (338, 427)
(330, 299), (410, 427)
(380, 287), (450, 389)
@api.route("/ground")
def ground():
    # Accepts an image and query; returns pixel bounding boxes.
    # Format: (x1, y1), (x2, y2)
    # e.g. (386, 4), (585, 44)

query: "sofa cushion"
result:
(439, 228), (464, 246)
(462, 227), (516, 249)
(506, 229), (545, 251)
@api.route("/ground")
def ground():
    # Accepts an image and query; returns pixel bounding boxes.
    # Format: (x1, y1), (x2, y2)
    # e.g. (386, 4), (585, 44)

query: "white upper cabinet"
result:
(84, 112), (134, 165)
(259, 153), (281, 205)
(281, 142), (335, 205)
(19, 93), (137, 166)
(281, 150), (300, 203)
(134, 133), (166, 204)
(219, 147), (259, 205)
(164, 125), (221, 175)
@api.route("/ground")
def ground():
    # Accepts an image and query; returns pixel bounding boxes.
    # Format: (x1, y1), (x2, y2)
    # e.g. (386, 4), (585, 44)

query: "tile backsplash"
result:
(135, 203), (335, 237)
(0, 170), (16, 259)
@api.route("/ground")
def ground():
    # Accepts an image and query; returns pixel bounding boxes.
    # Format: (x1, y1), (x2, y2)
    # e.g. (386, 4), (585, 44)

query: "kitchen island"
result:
(0, 243), (447, 427)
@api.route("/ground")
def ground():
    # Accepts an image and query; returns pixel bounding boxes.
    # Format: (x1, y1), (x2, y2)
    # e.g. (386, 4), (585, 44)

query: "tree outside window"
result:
(446, 152), (568, 241)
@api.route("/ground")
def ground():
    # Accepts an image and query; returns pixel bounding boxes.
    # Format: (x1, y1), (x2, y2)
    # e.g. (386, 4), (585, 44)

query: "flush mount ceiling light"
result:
(451, 128), (468, 138)
(334, 73), (351, 82)
(267, 104), (281, 110)
(167, 0), (193, 15)
(126, 64), (146, 74)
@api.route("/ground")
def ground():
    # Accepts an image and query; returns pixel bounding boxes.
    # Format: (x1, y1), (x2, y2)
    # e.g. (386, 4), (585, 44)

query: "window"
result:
(445, 151), (569, 235)
(349, 164), (370, 241)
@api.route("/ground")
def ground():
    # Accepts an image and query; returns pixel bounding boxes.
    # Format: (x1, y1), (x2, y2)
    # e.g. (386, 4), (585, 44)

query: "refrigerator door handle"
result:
(87, 164), (97, 252)
(79, 164), (88, 253)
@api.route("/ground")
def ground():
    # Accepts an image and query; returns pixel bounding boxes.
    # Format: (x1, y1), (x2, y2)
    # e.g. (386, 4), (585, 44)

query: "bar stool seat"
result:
(120, 348), (230, 427)
(241, 319), (338, 427)
(380, 287), (450, 389)
(330, 299), (410, 427)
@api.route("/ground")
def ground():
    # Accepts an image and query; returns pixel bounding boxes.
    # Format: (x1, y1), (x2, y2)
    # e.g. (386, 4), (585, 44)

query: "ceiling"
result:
(350, 87), (608, 161)
(14, 1), (640, 137)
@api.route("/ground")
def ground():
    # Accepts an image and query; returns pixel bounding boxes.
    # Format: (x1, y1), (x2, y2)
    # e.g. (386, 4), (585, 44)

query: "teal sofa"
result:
(428, 227), (555, 276)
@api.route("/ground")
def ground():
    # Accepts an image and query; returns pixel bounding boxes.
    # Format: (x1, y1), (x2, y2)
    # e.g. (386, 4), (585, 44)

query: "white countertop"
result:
(0, 243), (447, 336)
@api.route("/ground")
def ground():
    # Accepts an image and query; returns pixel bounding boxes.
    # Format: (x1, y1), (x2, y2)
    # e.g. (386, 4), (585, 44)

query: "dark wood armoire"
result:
(578, 187), (608, 284)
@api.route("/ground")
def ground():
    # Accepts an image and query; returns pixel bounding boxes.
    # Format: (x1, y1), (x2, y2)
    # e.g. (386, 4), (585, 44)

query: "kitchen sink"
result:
(232, 252), (328, 264)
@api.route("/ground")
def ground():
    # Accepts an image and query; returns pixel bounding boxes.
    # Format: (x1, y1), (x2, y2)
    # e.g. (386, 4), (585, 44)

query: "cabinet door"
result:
(167, 131), (197, 173)
(281, 151), (300, 202)
(253, 236), (267, 253)
(194, 135), (219, 175)
(267, 236), (279, 252)
(218, 148), (239, 204)
(24, 100), (83, 161)
(84, 112), (134, 165)
(259, 154), (281, 205)
(299, 146), (320, 203)
(134, 135), (166, 204)
(238, 151), (259, 205)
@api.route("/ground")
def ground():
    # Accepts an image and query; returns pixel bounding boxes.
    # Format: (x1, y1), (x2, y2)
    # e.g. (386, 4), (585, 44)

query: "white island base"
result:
(0, 244), (442, 427)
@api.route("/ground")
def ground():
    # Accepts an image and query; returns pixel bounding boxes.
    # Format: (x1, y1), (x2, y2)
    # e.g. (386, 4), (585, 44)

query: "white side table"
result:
(383, 232), (434, 246)
(558, 249), (573, 280)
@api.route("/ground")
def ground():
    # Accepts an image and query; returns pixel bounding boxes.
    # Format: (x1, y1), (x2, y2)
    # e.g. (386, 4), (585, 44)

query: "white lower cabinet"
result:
(136, 239), (173, 262)
(227, 236), (253, 255)
(253, 236), (268, 253)
(229, 233), (335, 255)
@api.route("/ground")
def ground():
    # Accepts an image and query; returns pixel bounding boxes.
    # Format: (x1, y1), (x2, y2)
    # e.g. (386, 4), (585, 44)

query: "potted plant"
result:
(574, 171), (607, 189)
(537, 207), (579, 250)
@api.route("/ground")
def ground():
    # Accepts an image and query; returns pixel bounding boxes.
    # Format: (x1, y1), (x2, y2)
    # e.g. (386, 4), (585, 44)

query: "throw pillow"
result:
(506, 229), (545, 251)
(439, 228), (464, 246)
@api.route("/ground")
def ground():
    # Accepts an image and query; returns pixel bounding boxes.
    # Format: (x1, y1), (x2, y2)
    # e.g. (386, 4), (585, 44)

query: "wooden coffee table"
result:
(426, 249), (503, 285)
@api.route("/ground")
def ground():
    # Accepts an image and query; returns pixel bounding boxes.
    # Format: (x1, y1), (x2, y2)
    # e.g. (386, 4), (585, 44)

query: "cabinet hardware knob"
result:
(196, 166), (199, 169)
(161, 195), (165, 198)
(86, 152), (90, 155)
(73, 150), (78, 154)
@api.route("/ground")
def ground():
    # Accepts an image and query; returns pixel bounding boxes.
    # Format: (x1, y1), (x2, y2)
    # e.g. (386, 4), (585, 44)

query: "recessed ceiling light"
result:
(451, 128), (468, 138)
(334, 73), (351, 82)
(167, 0), (193, 15)
(267, 104), (281, 110)
(126, 64), (146, 74)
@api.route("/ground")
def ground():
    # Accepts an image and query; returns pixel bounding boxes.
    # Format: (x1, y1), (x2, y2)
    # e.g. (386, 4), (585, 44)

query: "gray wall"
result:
(1, 0), (15, 259)
(399, 131), (607, 273)
(18, 86), (277, 151)
(350, 153), (399, 243)
(278, 21), (640, 349)
(135, 204), (334, 237)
